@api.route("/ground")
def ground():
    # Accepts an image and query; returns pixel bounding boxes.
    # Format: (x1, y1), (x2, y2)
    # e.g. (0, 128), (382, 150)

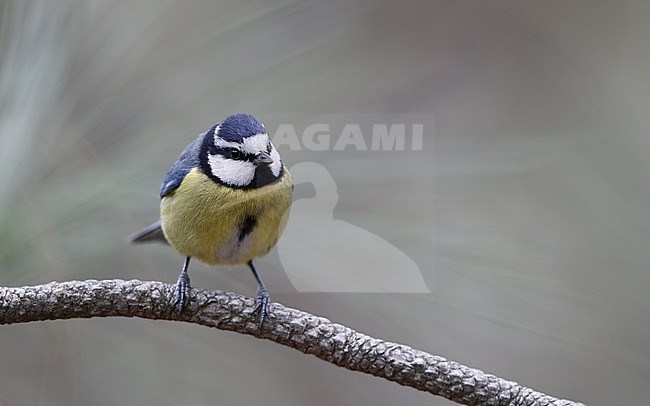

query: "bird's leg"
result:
(175, 256), (191, 316)
(247, 260), (270, 329)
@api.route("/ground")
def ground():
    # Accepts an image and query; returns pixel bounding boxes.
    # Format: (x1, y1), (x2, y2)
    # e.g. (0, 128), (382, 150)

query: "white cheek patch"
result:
(269, 144), (282, 177)
(207, 154), (256, 187)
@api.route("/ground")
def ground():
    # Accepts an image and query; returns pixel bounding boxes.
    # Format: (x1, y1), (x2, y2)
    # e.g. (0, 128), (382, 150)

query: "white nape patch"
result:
(242, 133), (270, 155)
(268, 143), (282, 176)
(207, 154), (256, 187)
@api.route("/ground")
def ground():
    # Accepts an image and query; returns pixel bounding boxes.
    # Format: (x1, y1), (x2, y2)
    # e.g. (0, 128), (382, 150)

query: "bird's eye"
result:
(267, 142), (272, 152)
(229, 149), (242, 160)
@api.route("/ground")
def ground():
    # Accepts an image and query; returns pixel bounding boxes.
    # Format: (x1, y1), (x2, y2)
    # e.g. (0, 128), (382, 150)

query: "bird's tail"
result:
(128, 220), (169, 244)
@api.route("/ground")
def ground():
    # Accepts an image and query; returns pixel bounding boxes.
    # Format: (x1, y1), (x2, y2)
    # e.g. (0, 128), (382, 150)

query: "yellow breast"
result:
(160, 167), (292, 265)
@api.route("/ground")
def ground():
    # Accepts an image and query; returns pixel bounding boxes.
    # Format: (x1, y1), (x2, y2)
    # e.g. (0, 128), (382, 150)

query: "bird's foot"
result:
(175, 269), (190, 317)
(254, 285), (270, 329)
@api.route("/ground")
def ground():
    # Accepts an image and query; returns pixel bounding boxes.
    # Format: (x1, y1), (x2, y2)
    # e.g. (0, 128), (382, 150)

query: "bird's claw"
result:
(175, 270), (190, 317)
(254, 286), (270, 329)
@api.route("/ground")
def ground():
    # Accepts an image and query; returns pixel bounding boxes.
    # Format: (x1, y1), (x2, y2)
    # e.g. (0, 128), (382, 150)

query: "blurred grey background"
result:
(1, 1), (649, 405)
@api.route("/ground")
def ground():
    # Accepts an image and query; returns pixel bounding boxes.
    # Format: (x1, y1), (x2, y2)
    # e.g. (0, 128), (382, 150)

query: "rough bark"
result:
(0, 279), (584, 406)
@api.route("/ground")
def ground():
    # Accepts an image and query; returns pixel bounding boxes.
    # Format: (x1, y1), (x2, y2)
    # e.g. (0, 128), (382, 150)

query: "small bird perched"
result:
(130, 113), (293, 327)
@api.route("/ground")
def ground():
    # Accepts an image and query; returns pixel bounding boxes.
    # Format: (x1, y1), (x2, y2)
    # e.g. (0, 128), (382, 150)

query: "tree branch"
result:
(0, 279), (583, 406)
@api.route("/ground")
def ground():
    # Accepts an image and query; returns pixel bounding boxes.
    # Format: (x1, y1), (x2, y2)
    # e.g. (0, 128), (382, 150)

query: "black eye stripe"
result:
(212, 146), (255, 161)
(229, 148), (242, 159)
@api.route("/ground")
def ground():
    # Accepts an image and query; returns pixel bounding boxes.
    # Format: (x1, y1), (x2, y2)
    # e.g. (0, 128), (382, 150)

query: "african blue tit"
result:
(130, 113), (293, 326)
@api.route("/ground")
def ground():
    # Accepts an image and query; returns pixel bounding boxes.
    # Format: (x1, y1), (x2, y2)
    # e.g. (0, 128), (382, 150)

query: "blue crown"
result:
(217, 113), (266, 142)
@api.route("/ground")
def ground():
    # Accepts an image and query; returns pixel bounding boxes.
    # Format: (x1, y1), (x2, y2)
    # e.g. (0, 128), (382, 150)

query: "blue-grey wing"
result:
(160, 133), (205, 198)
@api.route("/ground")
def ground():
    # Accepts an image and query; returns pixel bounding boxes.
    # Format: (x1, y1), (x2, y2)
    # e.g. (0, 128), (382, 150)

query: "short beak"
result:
(253, 151), (273, 166)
